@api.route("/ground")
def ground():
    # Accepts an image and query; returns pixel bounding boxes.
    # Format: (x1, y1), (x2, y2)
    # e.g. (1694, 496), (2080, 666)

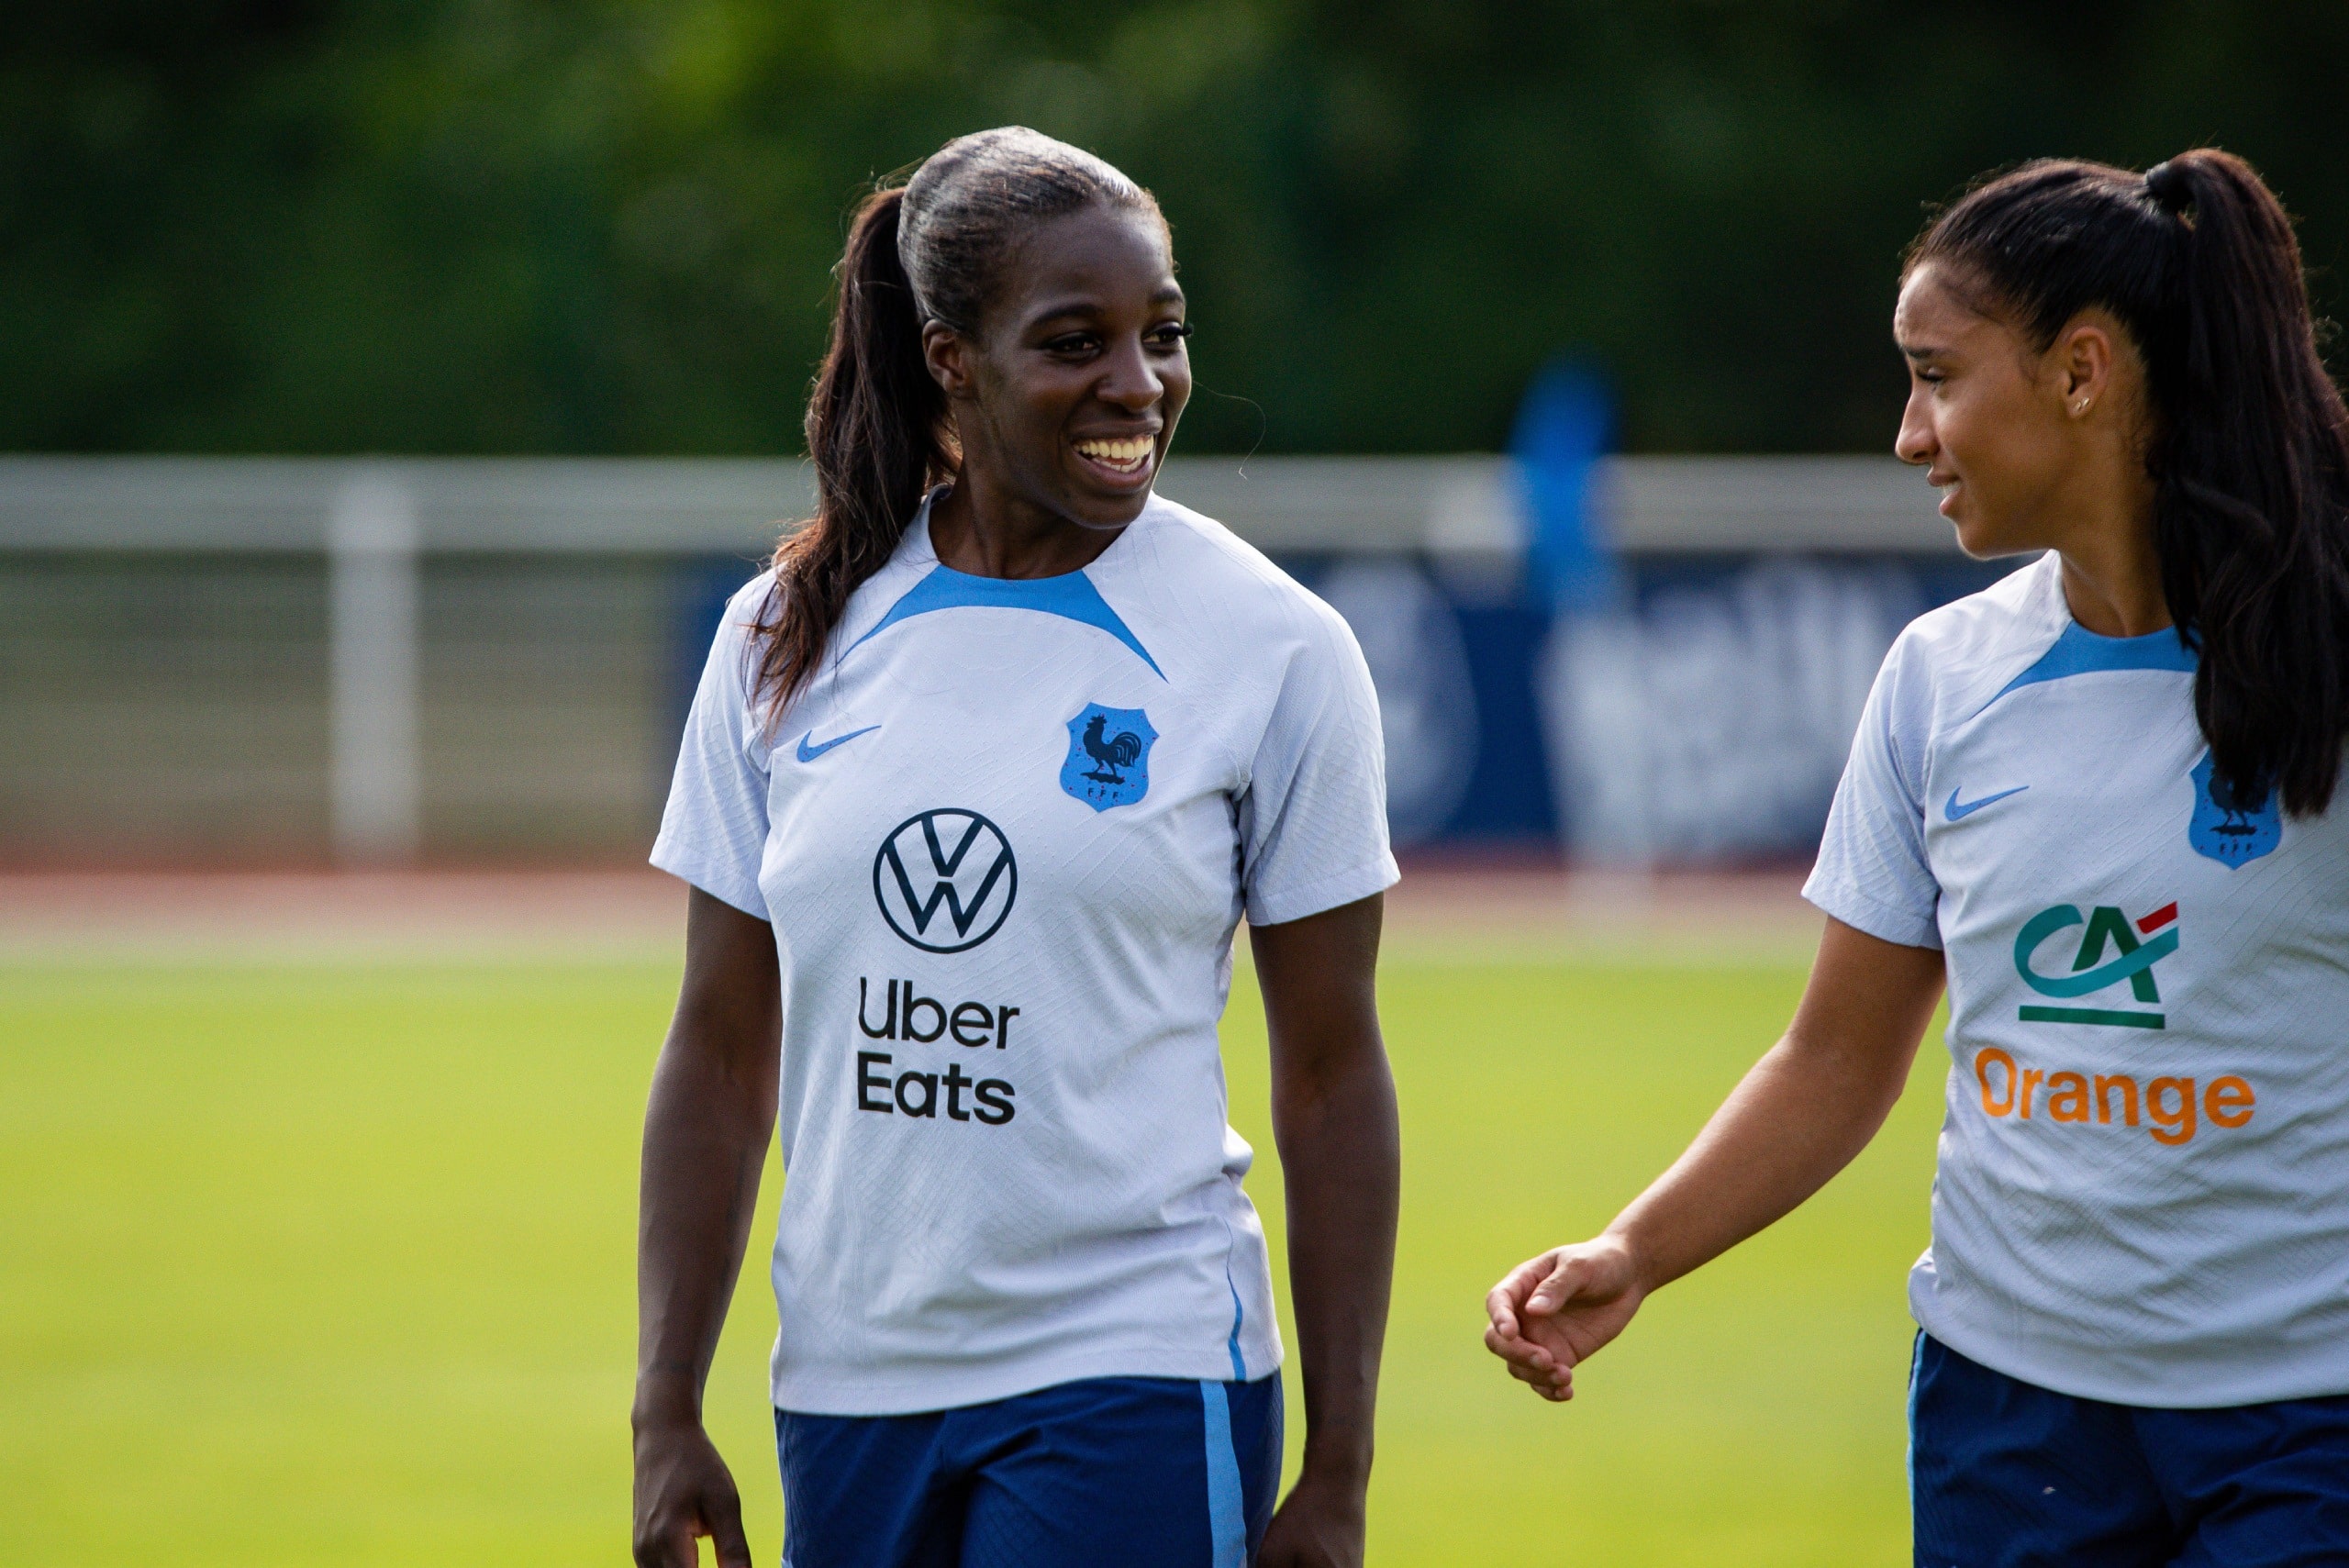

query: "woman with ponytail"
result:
(633, 128), (1398, 1568)
(1488, 149), (2349, 1562)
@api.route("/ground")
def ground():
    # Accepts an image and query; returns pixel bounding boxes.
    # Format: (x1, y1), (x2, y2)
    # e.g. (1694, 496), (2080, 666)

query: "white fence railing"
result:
(0, 454), (1968, 865)
(0, 452), (1954, 555)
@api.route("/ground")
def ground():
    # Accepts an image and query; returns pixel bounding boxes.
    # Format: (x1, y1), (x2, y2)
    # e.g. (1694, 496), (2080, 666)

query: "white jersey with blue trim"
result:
(652, 491), (1397, 1416)
(1807, 551), (2349, 1407)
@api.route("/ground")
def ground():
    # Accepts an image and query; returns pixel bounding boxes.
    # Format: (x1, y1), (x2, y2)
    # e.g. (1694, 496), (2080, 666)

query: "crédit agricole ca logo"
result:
(1985, 896), (2256, 1146)
(2013, 900), (2178, 1030)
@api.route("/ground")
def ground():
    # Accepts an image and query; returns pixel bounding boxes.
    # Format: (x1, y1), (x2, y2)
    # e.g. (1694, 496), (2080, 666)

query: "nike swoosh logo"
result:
(796, 725), (879, 762)
(1946, 784), (2028, 821)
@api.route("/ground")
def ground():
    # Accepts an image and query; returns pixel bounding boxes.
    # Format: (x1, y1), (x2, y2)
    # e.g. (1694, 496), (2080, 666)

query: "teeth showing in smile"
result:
(1074, 436), (1153, 473)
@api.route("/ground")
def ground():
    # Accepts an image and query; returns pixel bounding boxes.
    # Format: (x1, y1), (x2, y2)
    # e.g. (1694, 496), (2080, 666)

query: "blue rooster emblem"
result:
(1080, 713), (1144, 780)
(1060, 704), (1158, 811)
(2188, 751), (2279, 866)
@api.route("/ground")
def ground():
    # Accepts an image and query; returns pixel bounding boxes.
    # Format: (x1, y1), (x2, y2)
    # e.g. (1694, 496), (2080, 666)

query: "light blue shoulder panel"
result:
(848, 564), (1164, 678)
(1977, 619), (2195, 715)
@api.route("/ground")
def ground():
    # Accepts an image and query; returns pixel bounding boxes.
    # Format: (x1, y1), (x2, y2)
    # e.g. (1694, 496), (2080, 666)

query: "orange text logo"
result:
(1975, 1047), (2252, 1146)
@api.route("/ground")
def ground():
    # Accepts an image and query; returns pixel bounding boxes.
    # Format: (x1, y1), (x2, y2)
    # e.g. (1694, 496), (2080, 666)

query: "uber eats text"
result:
(855, 977), (1018, 1125)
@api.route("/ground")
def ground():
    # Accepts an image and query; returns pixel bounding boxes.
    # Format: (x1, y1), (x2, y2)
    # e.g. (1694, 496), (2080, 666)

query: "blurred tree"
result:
(3, 0), (2344, 454)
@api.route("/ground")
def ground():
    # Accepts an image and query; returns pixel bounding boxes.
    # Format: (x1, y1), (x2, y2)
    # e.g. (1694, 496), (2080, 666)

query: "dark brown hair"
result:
(1909, 150), (2349, 816)
(751, 128), (1160, 718)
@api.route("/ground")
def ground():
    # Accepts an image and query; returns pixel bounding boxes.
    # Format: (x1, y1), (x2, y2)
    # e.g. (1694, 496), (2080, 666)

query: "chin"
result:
(1080, 492), (1152, 530)
(1063, 474), (1154, 526)
(1953, 517), (2038, 562)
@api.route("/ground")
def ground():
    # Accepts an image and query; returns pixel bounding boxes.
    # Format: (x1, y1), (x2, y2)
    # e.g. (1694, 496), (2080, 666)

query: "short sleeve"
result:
(1803, 628), (1943, 949)
(650, 578), (776, 921)
(1238, 604), (1401, 926)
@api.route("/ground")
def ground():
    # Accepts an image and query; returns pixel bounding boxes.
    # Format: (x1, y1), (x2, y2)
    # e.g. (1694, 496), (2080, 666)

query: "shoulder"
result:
(720, 567), (782, 637)
(689, 566), (806, 753)
(703, 567), (781, 687)
(1122, 495), (1364, 660)
(1883, 554), (2065, 711)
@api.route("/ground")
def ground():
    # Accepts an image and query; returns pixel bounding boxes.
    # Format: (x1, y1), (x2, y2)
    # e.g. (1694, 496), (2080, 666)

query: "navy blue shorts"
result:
(774, 1373), (1283, 1568)
(1911, 1333), (2349, 1566)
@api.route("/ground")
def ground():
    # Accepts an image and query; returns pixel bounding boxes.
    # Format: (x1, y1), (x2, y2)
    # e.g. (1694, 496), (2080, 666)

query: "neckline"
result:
(2064, 619), (2180, 647)
(2037, 552), (2176, 645)
(911, 485), (1149, 584)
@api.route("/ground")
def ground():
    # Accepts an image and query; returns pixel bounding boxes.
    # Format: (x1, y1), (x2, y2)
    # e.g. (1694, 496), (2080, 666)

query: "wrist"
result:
(1596, 1221), (1662, 1297)
(630, 1371), (704, 1435)
(1297, 1431), (1375, 1493)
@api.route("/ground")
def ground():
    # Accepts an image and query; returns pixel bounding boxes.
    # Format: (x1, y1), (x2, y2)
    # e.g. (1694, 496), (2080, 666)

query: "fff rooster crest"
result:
(1060, 703), (1157, 811)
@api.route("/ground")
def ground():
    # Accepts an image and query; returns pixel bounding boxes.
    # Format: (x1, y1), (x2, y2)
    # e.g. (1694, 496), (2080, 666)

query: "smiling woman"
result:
(630, 129), (1401, 1568)
(920, 196), (1192, 558)
(746, 130), (1183, 707)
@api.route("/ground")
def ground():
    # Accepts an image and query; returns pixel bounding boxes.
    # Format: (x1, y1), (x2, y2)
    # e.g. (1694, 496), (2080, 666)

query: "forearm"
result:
(1608, 1026), (1913, 1293)
(633, 1027), (777, 1428)
(1275, 1049), (1399, 1484)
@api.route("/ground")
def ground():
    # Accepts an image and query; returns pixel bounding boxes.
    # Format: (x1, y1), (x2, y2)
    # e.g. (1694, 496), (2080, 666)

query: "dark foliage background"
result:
(6, 0), (2345, 455)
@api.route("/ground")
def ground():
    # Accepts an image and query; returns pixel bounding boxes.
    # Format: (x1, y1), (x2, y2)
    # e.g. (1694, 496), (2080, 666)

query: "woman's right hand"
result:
(1482, 921), (1944, 1405)
(1482, 1235), (1648, 1402)
(631, 1417), (752, 1568)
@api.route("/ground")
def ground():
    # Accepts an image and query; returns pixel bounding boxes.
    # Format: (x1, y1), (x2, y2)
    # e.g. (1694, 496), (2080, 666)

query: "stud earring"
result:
(2076, 398), (2092, 415)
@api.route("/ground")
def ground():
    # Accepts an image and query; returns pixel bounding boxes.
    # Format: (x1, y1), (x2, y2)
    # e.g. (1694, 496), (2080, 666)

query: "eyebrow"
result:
(1028, 285), (1186, 322)
(1898, 341), (1946, 362)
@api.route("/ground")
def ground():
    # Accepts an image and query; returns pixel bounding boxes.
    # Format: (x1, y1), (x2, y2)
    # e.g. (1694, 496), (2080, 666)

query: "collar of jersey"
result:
(1976, 616), (2196, 717)
(847, 560), (1164, 677)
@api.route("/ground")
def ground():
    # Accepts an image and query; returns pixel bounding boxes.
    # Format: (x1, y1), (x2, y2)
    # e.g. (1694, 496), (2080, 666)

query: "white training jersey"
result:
(1807, 551), (2349, 1407)
(651, 491), (1397, 1417)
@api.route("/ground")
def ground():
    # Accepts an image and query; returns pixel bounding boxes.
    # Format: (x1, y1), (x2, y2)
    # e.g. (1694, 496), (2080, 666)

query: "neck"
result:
(928, 467), (1127, 580)
(2052, 448), (2168, 639)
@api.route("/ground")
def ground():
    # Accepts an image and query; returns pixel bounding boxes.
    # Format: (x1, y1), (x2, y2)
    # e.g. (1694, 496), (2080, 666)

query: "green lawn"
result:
(0, 951), (1942, 1564)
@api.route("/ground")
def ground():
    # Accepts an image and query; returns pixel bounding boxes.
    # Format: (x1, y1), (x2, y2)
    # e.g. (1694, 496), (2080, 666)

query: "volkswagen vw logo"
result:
(873, 809), (1018, 953)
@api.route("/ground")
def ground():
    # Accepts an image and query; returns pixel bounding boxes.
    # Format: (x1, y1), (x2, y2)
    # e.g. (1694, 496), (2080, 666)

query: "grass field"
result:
(1, 940), (1944, 1564)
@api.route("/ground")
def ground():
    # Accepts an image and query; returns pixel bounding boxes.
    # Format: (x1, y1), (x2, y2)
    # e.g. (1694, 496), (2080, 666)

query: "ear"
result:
(2051, 314), (2120, 423)
(923, 320), (977, 402)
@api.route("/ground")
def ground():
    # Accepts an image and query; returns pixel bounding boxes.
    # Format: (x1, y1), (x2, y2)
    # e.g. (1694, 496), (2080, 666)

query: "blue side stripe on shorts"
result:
(1200, 1380), (1248, 1568)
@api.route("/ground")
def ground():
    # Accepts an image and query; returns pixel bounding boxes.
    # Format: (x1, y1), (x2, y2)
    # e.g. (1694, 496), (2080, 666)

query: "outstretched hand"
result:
(1483, 1238), (1647, 1402)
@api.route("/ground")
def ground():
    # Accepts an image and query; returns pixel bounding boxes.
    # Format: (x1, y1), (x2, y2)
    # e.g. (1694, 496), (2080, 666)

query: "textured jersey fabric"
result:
(652, 491), (1397, 1415)
(1807, 552), (2349, 1407)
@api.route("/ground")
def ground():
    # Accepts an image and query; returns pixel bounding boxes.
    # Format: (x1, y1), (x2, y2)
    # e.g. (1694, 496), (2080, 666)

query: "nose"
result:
(1096, 335), (1163, 415)
(1894, 389), (1936, 467)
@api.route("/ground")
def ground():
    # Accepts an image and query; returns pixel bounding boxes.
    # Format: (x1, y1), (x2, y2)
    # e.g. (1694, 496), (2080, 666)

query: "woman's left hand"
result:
(1257, 1468), (1368, 1567)
(1251, 892), (1397, 1568)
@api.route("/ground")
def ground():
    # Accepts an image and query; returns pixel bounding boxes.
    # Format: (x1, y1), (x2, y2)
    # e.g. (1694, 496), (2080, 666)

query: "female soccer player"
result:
(631, 128), (1400, 1568)
(1487, 150), (2349, 1562)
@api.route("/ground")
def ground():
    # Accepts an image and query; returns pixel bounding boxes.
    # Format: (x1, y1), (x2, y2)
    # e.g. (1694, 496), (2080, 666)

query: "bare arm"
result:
(1486, 917), (1944, 1401)
(1250, 893), (1399, 1568)
(631, 888), (781, 1568)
